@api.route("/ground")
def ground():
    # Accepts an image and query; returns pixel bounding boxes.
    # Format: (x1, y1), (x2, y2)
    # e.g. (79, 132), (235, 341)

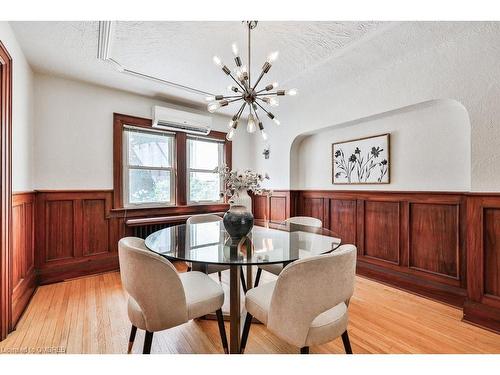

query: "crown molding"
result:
(97, 21), (213, 97)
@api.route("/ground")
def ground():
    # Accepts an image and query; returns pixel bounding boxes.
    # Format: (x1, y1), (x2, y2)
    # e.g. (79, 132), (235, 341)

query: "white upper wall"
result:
(34, 73), (252, 190)
(252, 22), (500, 192)
(0, 22), (34, 192)
(292, 100), (470, 191)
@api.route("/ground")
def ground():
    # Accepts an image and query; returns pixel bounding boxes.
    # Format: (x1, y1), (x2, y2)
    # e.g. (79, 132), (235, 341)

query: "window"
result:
(123, 126), (175, 207)
(113, 113), (231, 209)
(187, 136), (224, 203)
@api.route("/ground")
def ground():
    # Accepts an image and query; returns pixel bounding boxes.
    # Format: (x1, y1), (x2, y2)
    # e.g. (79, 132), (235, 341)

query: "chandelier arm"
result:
(228, 73), (246, 92)
(252, 104), (262, 123)
(255, 87), (268, 94)
(227, 98), (244, 105)
(237, 102), (247, 119)
(252, 70), (266, 91)
(254, 100), (272, 116)
(256, 91), (279, 96)
(221, 95), (244, 99)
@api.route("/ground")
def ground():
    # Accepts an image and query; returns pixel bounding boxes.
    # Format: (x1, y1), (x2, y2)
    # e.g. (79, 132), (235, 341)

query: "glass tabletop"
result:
(145, 220), (342, 266)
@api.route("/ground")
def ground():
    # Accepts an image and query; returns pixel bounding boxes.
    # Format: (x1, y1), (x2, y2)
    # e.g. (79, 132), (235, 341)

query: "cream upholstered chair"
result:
(118, 237), (228, 354)
(186, 214), (248, 292)
(241, 244), (357, 354)
(254, 216), (323, 287)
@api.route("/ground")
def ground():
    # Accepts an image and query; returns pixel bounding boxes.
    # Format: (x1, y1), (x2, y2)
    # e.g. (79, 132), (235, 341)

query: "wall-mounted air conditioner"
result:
(152, 106), (212, 135)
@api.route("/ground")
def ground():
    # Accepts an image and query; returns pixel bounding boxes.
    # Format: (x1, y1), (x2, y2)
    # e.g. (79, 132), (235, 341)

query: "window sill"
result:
(109, 202), (230, 219)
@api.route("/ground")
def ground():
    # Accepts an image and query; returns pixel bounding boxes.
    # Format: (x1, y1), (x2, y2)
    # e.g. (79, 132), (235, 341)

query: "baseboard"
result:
(357, 260), (467, 307)
(37, 254), (119, 285)
(11, 268), (37, 327)
(463, 301), (500, 334)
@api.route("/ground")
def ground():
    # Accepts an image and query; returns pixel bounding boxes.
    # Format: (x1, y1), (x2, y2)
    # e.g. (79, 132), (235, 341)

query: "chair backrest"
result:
(267, 244), (357, 347)
(118, 237), (188, 332)
(186, 214), (222, 225)
(284, 216), (322, 228)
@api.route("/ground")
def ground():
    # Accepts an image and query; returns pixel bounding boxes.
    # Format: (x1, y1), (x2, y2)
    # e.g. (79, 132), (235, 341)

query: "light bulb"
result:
(263, 97), (279, 107)
(267, 51), (279, 64)
(232, 43), (239, 57)
(235, 65), (248, 81)
(265, 82), (279, 91)
(207, 101), (221, 113)
(247, 114), (256, 133)
(226, 128), (235, 140)
(205, 95), (215, 102)
(286, 88), (298, 96)
(273, 118), (280, 126)
(261, 129), (268, 141)
(235, 68), (243, 81)
(212, 56), (223, 68)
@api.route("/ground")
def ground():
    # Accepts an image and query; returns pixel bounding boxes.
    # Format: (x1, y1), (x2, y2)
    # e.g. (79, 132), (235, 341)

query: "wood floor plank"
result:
(1, 272), (499, 354)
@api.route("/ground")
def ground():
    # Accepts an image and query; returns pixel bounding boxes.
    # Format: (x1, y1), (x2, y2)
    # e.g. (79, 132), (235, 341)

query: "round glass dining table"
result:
(145, 219), (341, 353)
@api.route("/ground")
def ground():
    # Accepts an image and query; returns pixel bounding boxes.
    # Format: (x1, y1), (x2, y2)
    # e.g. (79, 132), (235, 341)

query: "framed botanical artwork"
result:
(332, 133), (390, 184)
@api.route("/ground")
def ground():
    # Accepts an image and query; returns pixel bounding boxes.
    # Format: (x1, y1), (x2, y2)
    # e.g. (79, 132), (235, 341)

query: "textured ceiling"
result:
(10, 21), (388, 106)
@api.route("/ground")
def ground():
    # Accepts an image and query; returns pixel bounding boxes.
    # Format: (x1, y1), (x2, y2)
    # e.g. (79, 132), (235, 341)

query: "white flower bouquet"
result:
(217, 165), (272, 203)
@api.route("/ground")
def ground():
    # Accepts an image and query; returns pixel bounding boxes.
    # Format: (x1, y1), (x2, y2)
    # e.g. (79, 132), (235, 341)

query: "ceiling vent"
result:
(152, 106), (212, 136)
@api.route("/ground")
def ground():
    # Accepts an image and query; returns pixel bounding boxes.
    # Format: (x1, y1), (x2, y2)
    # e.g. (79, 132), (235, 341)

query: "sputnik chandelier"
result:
(206, 21), (298, 141)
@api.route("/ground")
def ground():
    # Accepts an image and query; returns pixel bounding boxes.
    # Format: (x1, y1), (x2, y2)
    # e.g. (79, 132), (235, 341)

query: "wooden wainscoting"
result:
(12, 192), (36, 327)
(463, 194), (500, 332)
(252, 190), (291, 223)
(296, 191), (467, 307)
(35, 190), (123, 285)
(253, 189), (500, 332)
(34, 190), (230, 285)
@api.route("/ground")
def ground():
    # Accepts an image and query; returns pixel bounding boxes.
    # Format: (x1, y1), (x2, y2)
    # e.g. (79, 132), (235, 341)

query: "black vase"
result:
(223, 205), (254, 242)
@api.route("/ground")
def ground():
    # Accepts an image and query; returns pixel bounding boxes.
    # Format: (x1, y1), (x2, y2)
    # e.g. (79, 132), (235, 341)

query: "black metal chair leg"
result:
(254, 268), (262, 287)
(240, 271), (247, 293)
(240, 313), (253, 354)
(127, 325), (137, 354)
(218, 271), (222, 282)
(215, 309), (229, 354)
(143, 331), (154, 354)
(300, 346), (309, 354)
(240, 312), (253, 354)
(341, 330), (353, 354)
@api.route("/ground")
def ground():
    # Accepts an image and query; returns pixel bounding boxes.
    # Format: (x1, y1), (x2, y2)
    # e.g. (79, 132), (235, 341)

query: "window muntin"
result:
(186, 137), (224, 204)
(123, 126), (175, 207)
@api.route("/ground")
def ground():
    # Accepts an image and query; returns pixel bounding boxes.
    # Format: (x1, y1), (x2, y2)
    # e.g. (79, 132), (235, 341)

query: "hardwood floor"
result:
(0, 271), (499, 354)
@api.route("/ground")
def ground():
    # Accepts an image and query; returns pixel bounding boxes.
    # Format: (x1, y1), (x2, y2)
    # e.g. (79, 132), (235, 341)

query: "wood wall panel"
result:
(483, 208), (500, 297)
(12, 205), (23, 289)
(82, 199), (110, 256)
(252, 195), (268, 220)
(302, 198), (324, 223)
(363, 200), (400, 264)
(46, 200), (75, 262)
(269, 196), (286, 223)
(329, 199), (357, 245)
(11, 193), (36, 327)
(36, 191), (118, 284)
(409, 203), (459, 279)
(464, 195), (500, 333)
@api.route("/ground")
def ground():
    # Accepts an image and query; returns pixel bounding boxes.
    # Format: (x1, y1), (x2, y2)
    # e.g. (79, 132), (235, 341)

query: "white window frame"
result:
(186, 135), (224, 205)
(123, 125), (176, 208)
